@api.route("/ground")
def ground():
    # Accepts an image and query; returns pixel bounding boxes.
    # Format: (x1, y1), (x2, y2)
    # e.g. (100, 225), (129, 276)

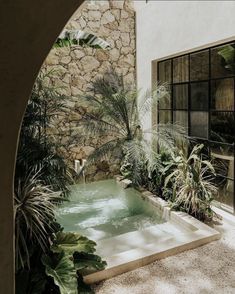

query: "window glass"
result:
(190, 111), (208, 138)
(190, 50), (209, 81)
(173, 111), (188, 129)
(173, 84), (188, 109)
(158, 110), (171, 124)
(159, 88), (171, 109)
(211, 43), (235, 78)
(211, 111), (235, 143)
(215, 176), (234, 209)
(190, 82), (209, 110)
(158, 60), (172, 83)
(173, 55), (189, 83)
(211, 78), (234, 110)
(210, 143), (234, 158)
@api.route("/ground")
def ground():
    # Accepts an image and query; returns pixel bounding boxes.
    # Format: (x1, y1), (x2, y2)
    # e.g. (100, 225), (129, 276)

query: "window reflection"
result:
(173, 55), (189, 83)
(173, 84), (188, 109)
(211, 43), (235, 78)
(211, 112), (235, 143)
(190, 111), (208, 138)
(159, 60), (172, 83)
(190, 50), (209, 81)
(173, 111), (188, 128)
(159, 88), (171, 109)
(191, 82), (209, 110)
(211, 78), (234, 110)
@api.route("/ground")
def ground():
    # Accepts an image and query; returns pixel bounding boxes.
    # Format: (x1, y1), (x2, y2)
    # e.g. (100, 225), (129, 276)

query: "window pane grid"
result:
(157, 41), (235, 212)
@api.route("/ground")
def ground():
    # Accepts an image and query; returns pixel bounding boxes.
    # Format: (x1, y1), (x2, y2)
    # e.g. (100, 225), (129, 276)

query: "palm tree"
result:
(79, 69), (185, 185)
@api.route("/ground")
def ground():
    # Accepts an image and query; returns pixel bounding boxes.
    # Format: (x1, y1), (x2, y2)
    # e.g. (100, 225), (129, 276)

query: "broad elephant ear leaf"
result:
(73, 252), (107, 276)
(42, 252), (78, 294)
(51, 231), (96, 255)
(77, 273), (94, 294)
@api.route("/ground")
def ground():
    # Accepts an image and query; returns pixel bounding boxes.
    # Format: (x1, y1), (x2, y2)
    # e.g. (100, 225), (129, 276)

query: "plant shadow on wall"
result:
(14, 70), (106, 294)
(80, 69), (219, 222)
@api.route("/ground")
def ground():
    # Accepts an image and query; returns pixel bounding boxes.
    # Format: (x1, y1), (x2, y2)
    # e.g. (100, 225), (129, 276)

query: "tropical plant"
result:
(147, 150), (177, 198)
(164, 144), (218, 221)
(14, 69), (78, 292)
(42, 231), (107, 294)
(55, 29), (110, 49)
(14, 172), (62, 271)
(16, 229), (106, 294)
(79, 69), (185, 186)
(15, 69), (75, 196)
(218, 44), (235, 73)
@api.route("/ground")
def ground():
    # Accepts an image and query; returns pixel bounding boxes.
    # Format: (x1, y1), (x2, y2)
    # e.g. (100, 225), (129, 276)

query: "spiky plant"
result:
(164, 144), (218, 221)
(14, 171), (63, 270)
(79, 70), (185, 186)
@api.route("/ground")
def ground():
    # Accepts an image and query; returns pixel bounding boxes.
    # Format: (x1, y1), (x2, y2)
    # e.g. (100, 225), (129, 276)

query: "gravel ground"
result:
(94, 210), (235, 294)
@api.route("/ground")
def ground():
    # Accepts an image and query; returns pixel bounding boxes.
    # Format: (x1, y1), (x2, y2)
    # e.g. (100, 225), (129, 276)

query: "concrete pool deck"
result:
(84, 189), (220, 284)
(94, 207), (235, 294)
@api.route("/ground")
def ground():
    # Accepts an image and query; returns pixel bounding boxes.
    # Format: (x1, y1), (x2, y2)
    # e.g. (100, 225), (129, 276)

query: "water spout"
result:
(74, 159), (87, 183)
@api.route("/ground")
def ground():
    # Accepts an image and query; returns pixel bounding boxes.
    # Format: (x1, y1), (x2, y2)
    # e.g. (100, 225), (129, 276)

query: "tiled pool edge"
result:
(84, 188), (221, 285)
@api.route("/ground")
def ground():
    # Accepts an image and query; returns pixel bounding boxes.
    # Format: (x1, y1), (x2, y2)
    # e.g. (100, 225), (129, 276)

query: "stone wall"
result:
(43, 0), (136, 181)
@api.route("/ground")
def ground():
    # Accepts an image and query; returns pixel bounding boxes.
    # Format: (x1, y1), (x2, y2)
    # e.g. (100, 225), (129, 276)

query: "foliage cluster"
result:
(79, 70), (185, 186)
(82, 70), (218, 222)
(16, 230), (106, 294)
(15, 70), (106, 293)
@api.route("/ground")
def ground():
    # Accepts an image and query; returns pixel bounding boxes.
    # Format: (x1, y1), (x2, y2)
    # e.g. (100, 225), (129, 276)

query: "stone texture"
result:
(95, 50), (109, 62)
(121, 32), (130, 46)
(101, 11), (115, 25)
(71, 50), (85, 59)
(61, 56), (72, 64)
(81, 56), (100, 72)
(111, 30), (121, 41)
(43, 0), (136, 181)
(110, 1), (124, 9)
(88, 10), (101, 21)
(110, 48), (120, 62)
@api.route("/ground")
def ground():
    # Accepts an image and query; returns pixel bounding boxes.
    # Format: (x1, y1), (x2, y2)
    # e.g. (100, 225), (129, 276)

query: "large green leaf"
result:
(218, 45), (235, 72)
(42, 252), (78, 294)
(77, 274), (94, 294)
(51, 232), (96, 255)
(73, 252), (107, 275)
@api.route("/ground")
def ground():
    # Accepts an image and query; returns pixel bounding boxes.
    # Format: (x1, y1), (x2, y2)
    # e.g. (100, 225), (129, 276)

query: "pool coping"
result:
(84, 184), (221, 285)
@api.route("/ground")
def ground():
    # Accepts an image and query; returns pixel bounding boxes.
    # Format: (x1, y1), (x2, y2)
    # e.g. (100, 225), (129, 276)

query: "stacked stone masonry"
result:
(43, 0), (136, 181)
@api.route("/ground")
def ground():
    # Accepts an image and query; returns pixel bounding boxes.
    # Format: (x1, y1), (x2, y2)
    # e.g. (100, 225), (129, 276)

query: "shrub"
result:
(164, 144), (218, 221)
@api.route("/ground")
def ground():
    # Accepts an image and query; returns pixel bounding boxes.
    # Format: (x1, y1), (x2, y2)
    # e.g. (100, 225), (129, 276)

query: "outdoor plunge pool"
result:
(56, 179), (165, 242)
(56, 179), (220, 284)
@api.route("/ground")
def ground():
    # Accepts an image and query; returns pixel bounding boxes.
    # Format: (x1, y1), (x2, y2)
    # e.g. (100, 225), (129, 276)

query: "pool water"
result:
(56, 179), (165, 241)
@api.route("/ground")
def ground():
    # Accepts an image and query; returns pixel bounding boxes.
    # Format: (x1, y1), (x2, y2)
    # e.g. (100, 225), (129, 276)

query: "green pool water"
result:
(56, 179), (165, 241)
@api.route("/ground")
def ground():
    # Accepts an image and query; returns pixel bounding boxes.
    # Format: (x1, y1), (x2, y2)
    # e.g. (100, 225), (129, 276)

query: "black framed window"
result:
(157, 41), (235, 212)
(157, 41), (235, 140)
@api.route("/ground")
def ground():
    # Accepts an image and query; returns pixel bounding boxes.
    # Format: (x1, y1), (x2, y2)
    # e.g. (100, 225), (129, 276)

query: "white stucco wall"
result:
(134, 0), (235, 129)
(134, 0), (235, 90)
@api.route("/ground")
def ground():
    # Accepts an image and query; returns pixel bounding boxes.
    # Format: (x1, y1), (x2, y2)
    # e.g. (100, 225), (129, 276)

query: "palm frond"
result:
(85, 138), (125, 167)
(54, 29), (111, 49)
